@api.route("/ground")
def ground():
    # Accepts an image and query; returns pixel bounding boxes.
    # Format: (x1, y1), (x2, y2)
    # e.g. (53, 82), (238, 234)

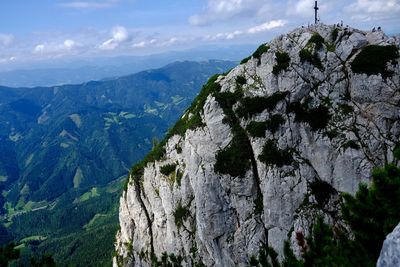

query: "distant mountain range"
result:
(0, 60), (236, 265)
(0, 46), (255, 87)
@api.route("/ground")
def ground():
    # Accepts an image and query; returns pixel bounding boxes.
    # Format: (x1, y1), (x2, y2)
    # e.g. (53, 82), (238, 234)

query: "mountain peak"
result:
(114, 24), (400, 266)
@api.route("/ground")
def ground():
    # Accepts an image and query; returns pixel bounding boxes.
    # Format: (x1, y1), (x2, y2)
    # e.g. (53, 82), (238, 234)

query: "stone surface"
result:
(114, 24), (400, 267)
(377, 223), (400, 267)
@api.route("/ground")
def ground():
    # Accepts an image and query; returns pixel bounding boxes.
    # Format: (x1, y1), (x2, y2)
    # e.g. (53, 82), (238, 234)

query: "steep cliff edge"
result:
(114, 24), (400, 266)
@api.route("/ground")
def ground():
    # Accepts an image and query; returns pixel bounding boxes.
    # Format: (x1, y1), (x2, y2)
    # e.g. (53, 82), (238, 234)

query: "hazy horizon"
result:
(1, 0), (399, 71)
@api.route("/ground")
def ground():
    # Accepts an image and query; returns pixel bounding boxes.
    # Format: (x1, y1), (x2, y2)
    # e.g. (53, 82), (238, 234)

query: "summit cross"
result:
(314, 1), (319, 24)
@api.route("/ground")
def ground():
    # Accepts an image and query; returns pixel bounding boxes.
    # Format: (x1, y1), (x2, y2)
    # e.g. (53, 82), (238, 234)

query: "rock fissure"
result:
(133, 176), (155, 257)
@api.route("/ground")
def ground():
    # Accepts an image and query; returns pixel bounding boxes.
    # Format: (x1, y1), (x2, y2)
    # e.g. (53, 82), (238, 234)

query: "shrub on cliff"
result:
(282, 162), (400, 267)
(351, 45), (399, 78)
(272, 52), (290, 75)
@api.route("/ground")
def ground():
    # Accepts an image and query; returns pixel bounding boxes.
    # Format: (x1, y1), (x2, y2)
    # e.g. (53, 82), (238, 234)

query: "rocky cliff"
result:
(114, 24), (400, 266)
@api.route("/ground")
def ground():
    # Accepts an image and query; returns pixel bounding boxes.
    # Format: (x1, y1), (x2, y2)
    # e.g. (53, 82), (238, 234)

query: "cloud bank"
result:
(59, 1), (118, 9)
(1, 0), (399, 66)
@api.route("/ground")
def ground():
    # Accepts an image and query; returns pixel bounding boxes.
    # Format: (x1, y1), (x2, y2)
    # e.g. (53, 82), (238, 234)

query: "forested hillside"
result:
(0, 60), (236, 266)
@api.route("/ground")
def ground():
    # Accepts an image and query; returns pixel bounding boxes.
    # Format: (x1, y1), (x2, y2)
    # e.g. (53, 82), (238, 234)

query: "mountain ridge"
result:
(0, 45), (255, 87)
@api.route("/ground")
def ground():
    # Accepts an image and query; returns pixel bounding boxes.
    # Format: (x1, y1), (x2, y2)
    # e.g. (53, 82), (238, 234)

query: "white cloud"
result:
(248, 20), (287, 34)
(0, 34), (14, 47)
(33, 39), (79, 55)
(99, 26), (129, 50)
(189, 0), (264, 25)
(112, 26), (128, 42)
(133, 37), (187, 49)
(0, 56), (16, 64)
(349, 0), (400, 14)
(59, 1), (117, 9)
(158, 37), (179, 47)
(64, 39), (76, 50)
(344, 0), (400, 22)
(204, 20), (286, 41)
(205, 30), (243, 40)
(132, 39), (155, 47)
(99, 39), (118, 50)
(226, 30), (243, 39)
(34, 44), (46, 54)
(132, 41), (146, 48)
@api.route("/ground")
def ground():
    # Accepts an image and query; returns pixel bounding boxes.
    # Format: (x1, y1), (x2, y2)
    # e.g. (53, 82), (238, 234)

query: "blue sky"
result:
(0, 0), (399, 67)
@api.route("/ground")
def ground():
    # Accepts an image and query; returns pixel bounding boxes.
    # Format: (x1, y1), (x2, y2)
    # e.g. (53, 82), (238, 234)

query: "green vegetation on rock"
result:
(259, 140), (293, 167)
(309, 180), (337, 207)
(175, 169), (183, 187)
(237, 91), (289, 119)
(351, 45), (399, 78)
(246, 114), (285, 137)
(331, 28), (339, 41)
(249, 244), (280, 267)
(299, 49), (323, 70)
(343, 140), (360, 150)
(214, 127), (252, 177)
(160, 164), (177, 176)
(152, 252), (184, 267)
(212, 88), (254, 178)
(254, 194), (264, 216)
(240, 43), (270, 65)
(394, 143), (400, 160)
(308, 32), (325, 50)
(272, 52), (291, 75)
(246, 121), (268, 138)
(167, 74), (222, 137)
(240, 56), (252, 65)
(129, 142), (166, 181)
(287, 101), (331, 131)
(265, 114), (285, 133)
(174, 202), (190, 230)
(236, 75), (247, 86)
(252, 44), (270, 60)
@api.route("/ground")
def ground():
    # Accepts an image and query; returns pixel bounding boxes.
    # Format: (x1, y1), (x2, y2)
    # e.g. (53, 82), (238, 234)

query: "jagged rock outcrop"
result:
(377, 222), (400, 267)
(114, 24), (400, 267)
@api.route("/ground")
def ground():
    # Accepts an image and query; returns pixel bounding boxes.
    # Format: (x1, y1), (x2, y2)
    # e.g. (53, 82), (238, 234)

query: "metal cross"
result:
(314, 1), (319, 24)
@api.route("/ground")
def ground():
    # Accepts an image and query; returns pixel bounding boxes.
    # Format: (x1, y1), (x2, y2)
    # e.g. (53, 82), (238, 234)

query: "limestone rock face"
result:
(377, 223), (400, 267)
(114, 24), (400, 267)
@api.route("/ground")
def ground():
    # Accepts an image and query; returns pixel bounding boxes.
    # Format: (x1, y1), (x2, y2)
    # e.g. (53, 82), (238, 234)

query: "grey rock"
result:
(377, 223), (400, 267)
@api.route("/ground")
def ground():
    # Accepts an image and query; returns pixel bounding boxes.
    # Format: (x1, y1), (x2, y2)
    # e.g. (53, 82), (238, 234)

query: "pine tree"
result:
(341, 163), (400, 263)
(281, 162), (400, 266)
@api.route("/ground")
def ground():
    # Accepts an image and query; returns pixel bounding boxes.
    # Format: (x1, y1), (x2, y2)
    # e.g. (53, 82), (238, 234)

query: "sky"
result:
(0, 0), (400, 67)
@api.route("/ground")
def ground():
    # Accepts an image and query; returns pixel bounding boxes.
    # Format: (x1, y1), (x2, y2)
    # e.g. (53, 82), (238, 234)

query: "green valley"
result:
(0, 60), (236, 266)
